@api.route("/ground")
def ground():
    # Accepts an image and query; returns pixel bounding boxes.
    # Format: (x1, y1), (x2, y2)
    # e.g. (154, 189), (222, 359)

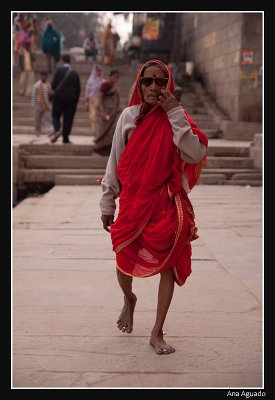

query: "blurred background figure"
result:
(125, 34), (142, 62)
(92, 69), (121, 155)
(60, 31), (66, 50)
(127, 63), (143, 103)
(18, 35), (35, 96)
(13, 16), (35, 66)
(42, 21), (61, 74)
(167, 62), (183, 102)
(50, 54), (81, 144)
(101, 22), (116, 65)
(31, 70), (53, 136)
(174, 86), (183, 103)
(85, 64), (103, 136)
(83, 32), (98, 62)
(112, 30), (120, 52)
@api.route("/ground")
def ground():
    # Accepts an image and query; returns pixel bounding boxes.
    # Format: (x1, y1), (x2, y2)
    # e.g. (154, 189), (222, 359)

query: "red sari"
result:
(110, 60), (208, 286)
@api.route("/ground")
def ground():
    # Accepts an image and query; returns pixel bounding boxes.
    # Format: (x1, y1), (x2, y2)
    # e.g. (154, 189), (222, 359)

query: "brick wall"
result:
(178, 13), (262, 122)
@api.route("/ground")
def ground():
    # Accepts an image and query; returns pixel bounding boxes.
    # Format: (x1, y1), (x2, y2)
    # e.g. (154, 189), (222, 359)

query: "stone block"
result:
(220, 120), (262, 140)
(250, 134), (263, 169)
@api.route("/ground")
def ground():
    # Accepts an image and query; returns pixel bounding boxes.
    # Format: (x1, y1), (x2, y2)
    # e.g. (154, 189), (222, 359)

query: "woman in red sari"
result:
(100, 60), (208, 355)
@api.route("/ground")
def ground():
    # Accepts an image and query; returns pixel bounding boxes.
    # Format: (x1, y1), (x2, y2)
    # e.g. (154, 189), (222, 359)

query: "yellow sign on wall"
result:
(142, 18), (160, 40)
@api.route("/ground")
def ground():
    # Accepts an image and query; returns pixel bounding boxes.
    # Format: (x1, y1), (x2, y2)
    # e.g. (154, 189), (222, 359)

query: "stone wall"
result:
(250, 134), (262, 170)
(178, 13), (262, 123)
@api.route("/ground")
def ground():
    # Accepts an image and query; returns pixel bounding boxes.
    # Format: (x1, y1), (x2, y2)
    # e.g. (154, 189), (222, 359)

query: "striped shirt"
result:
(31, 80), (51, 109)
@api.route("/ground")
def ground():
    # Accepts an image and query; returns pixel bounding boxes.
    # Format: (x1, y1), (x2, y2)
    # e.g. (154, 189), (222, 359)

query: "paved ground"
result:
(12, 182), (263, 389)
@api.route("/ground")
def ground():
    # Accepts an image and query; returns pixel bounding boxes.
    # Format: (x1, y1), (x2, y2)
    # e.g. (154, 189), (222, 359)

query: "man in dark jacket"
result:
(50, 54), (81, 144)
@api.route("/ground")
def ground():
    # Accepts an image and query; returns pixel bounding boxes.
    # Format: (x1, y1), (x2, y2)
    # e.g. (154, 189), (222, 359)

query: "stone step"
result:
(19, 143), (95, 155)
(206, 156), (254, 169)
(13, 74), (136, 86)
(191, 120), (219, 130)
(13, 125), (222, 139)
(206, 147), (249, 157)
(231, 172), (262, 180)
(13, 63), (134, 76)
(17, 142), (251, 158)
(13, 102), (129, 113)
(55, 174), (101, 185)
(182, 100), (204, 107)
(20, 168), (105, 183)
(16, 116), (218, 131)
(198, 174), (227, 184)
(12, 97), (129, 109)
(202, 168), (261, 180)
(12, 93), (130, 103)
(12, 103), (205, 118)
(13, 68), (135, 77)
(20, 168), (261, 187)
(198, 175), (262, 186)
(22, 155), (108, 169)
(184, 107), (208, 114)
(12, 85), (131, 94)
(220, 180), (262, 186)
(183, 113), (214, 121)
(13, 117), (91, 128)
(13, 125), (91, 135)
(12, 78), (134, 89)
(21, 156), (258, 174)
(14, 108), (91, 117)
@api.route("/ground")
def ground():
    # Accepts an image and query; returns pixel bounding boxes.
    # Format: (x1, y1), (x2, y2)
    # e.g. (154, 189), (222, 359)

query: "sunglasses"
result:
(140, 77), (168, 87)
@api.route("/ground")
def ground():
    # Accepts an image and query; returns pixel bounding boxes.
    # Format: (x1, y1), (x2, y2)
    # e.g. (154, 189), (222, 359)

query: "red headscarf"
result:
(110, 60), (208, 285)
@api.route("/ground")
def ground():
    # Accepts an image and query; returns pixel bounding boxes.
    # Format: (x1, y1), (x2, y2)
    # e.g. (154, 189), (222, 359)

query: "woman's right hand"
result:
(101, 214), (114, 232)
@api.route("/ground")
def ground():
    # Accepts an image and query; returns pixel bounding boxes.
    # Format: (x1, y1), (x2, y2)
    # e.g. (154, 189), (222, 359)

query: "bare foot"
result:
(150, 335), (175, 355)
(117, 294), (137, 333)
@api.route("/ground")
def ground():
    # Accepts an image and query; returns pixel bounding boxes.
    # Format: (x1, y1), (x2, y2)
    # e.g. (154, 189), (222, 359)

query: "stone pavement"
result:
(12, 184), (262, 388)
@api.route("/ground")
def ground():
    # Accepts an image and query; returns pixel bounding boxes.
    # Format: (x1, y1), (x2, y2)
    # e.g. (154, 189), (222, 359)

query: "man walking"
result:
(50, 54), (81, 144)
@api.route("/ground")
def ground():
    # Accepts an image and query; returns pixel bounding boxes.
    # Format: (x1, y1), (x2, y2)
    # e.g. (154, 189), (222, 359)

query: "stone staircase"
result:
(13, 56), (134, 137)
(13, 53), (262, 204)
(178, 78), (262, 186)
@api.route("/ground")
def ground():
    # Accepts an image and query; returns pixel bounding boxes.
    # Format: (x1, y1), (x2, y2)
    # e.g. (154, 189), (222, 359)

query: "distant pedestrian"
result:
(92, 69), (121, 155)
(83, 32), (98, 61)
(50, 54), (81, 144)
(102, 22), (116, 65)
(85, 64), (103, 135)
(42, 22), (61, 74)
(18, 37), (35, 96)
(31, 71), (53, 136)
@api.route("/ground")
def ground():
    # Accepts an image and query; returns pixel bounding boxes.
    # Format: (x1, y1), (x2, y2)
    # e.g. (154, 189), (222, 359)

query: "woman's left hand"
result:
(157, 89), (179, 112)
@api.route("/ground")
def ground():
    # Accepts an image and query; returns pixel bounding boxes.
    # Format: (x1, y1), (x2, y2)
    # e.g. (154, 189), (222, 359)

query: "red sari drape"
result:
(110, 60), (208, 286)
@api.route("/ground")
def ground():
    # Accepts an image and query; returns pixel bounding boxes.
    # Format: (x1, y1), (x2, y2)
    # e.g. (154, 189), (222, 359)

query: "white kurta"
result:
(100, 105), (207, 215)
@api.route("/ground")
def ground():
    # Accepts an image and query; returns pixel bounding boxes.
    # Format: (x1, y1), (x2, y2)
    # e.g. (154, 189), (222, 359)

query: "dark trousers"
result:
(52, 95), (78, 141)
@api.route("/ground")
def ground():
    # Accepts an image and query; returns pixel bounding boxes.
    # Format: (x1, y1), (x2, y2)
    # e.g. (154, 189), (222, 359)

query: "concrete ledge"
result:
(22, 155), (108, 169)
(55, 175), (101, 185)
(21, 168), (103, 183)
(220, 121), (262, 140)
(13, 145), (19, 205)
(198, 174), (227, 184)
(231, 173), (262, 181)
(206, 157), (253, 168)
(250, 134), (262, 170)
(221, 180), (262, 186)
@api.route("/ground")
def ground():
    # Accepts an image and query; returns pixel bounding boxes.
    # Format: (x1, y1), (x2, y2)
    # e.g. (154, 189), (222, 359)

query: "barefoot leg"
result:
(150, 269), (175, 355)
(116, 268), (137, 333)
